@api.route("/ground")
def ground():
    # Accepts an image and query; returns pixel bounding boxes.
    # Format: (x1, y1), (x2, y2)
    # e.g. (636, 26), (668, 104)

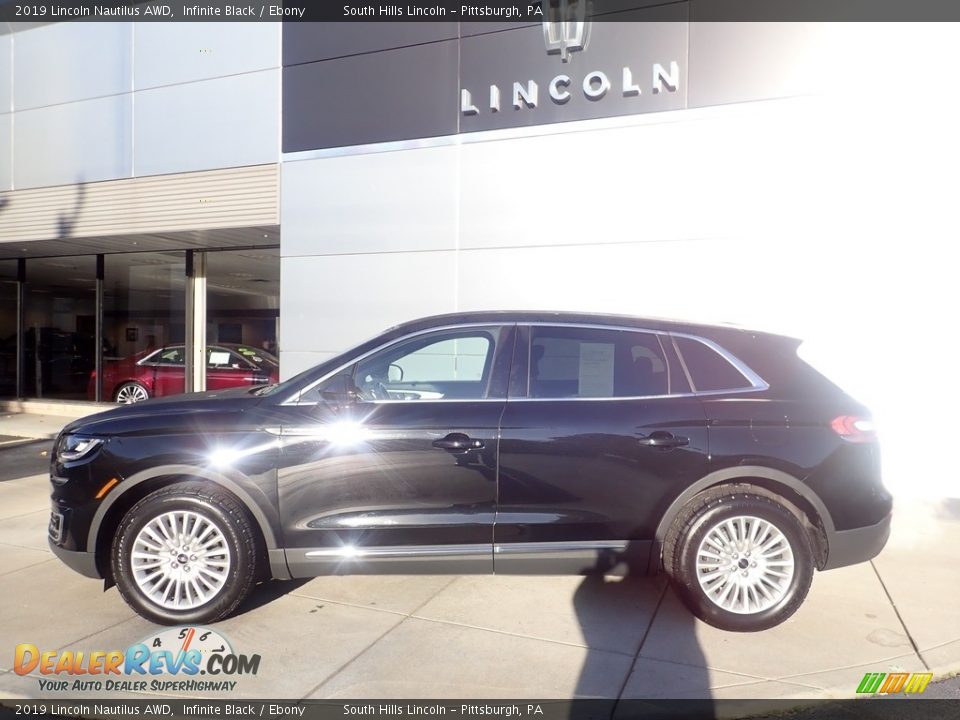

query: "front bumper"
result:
(822, 511), (892, 570)
(48, 538), (101, 579)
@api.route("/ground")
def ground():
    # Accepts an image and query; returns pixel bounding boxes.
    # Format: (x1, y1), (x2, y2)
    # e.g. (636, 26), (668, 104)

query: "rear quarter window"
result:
(674, 336), (754, 392)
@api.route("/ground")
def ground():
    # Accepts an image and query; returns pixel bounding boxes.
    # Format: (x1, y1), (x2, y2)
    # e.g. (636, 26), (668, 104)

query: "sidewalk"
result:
(0, 410), (956, 711)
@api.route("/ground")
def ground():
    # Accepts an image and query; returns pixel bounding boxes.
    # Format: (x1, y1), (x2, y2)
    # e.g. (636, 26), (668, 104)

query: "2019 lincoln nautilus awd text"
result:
(48, 312), (890, 631)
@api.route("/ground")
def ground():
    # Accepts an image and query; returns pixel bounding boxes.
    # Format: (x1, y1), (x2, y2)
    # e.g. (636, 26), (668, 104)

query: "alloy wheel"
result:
(694, 515), (795, 614)
(130, 510), (232, 610)
(116, 384), (149, 403)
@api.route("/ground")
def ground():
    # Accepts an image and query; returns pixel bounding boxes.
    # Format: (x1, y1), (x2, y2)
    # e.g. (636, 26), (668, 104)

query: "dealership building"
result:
(0, 17), (955, 488)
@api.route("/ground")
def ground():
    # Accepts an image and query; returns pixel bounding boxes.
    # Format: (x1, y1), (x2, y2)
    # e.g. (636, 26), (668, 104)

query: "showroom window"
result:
(102, 252), (186, 402)
(205, 249), (280, 390)
(529, 326), (669, 399)
(23, 256), (97, 400)
(0, 260), (17, 398)
(673, 335), (751, 392)
(353, 329), (498, 401)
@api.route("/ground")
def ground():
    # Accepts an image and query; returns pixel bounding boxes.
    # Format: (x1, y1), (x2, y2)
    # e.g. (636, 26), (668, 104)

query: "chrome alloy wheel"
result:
(695, 515), (795, 614)
(131, 510), (231, 610)
(116, 384), (149, 404)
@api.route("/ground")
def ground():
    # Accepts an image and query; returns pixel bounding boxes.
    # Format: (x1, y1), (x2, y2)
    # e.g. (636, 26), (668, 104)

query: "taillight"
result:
(830, 415), (877, 443)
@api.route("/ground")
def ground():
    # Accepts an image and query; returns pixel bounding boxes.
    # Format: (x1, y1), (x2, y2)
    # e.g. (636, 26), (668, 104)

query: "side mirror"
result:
(320, 374), (358, 408)
(388, 363), (404, 383)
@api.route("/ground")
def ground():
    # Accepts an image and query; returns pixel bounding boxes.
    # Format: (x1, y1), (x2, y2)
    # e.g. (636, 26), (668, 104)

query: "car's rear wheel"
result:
(114, 382), (149, 404)
(111, 482), (258, 625)
(663, 485), (814, 632)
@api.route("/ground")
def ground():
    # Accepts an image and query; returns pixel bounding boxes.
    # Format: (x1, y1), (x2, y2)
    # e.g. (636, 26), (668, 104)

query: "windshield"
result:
(232, 345), (279, 368)
(255, 329), (396, 399)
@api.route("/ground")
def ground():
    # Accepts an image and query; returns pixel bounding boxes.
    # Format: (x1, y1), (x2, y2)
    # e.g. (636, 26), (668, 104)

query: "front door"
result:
(276, 325), (514, 577)
(495, 324), (710, 575)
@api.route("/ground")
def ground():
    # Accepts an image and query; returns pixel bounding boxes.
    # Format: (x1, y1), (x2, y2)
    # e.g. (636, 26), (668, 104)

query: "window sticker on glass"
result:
(579, 342), (615, 397)
(208, 351), (231, 366)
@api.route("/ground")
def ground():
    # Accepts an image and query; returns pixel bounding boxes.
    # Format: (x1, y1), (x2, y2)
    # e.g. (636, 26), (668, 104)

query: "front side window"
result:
(352, 328), (498, 402)
(150, 347), (185, 366)
(528, 327), (668, 399)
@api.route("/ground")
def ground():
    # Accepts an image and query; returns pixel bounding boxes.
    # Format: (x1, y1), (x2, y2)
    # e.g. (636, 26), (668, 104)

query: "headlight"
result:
(58, 435), (104, 462)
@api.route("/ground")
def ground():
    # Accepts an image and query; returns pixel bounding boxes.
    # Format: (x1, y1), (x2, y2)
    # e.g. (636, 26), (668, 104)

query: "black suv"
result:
(48, 312), (891, 631)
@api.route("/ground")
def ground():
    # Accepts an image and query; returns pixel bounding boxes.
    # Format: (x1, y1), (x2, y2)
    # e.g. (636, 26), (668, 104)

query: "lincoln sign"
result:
(460, 61), (680, 115)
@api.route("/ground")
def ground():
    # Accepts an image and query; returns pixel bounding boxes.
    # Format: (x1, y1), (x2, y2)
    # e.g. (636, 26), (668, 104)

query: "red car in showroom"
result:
(88, 344), (279, 403)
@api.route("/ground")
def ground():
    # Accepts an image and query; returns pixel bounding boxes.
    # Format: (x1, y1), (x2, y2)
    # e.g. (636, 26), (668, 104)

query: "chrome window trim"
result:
(671, 331), (769, 393)
(281, 320), (768, 407)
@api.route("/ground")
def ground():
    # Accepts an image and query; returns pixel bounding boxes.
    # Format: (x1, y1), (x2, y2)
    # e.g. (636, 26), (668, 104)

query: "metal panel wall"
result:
(0, 34), (11, 113)
(134, 70), (280, 176)
(134, 22), (280, 90)
(0, 164), (279, 243)
(12, 22), (132, 111)
(280, 251), (458, 369)
(14, 95), (134, 188)
(0, 115), (10, 192)
(281, 145), (459, 257)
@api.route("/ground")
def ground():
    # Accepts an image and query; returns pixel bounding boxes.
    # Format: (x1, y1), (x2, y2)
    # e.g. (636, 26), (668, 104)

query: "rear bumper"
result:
(49, 538), (101, 579)
(822, 511), (891, 570)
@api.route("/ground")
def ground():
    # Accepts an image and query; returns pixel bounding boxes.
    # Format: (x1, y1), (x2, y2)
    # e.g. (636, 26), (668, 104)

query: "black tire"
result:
(663, 484), (814, 632)
(111, 482), (258, 625)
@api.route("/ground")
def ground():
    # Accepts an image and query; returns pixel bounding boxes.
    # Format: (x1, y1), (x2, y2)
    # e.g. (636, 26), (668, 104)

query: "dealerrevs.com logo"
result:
(14, 626), (260, 693)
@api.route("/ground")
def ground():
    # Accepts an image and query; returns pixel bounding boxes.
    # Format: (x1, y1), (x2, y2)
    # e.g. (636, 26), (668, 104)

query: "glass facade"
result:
(23, 256), (97, 400)
(1, 248), (279, 403)
(100, 252), (186, 402)
(0, 261), (17, 398)
(205, 249), (280, 389)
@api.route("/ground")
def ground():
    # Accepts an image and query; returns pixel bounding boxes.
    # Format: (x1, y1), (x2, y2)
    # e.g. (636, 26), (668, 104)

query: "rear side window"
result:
(529, 327), (669, 398)
(674, 336), (753, 392)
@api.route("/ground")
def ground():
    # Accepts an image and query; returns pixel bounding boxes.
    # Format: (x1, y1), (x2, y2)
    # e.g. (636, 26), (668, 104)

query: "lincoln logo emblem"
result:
(542, 0), (590, 61)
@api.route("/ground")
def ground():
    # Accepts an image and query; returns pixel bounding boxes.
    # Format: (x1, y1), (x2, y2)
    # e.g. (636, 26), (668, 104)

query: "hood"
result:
(62, 386), (265, 437)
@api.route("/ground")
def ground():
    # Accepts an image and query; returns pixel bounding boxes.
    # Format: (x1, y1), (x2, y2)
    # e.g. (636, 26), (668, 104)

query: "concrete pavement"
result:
(0, 410), (957, 709)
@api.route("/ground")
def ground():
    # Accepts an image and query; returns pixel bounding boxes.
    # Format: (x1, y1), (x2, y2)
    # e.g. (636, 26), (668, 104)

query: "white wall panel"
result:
(0, 114), (11, 191)
(280, 253), (457, 356)
(0, 35), (11, 113)
(134, 70), (279, 176)
(282, 147), (458, 257)
(13, 23), (131, 111)
(134, 22), (280, 90)
(279, 351), (337, 381)
(14, 95), (132, 189)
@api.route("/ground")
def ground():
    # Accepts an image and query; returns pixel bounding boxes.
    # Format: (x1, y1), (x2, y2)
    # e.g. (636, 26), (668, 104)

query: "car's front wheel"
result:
(111, 482), (258, 625)
(663, 485), (814, 632)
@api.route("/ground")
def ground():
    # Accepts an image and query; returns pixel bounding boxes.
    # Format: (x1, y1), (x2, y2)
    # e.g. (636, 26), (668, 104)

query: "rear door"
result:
(495, 324), (709, 575)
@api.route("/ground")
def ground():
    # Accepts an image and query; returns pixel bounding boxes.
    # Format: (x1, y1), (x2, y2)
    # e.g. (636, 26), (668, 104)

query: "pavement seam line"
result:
(611, 579), (669, 712)
(0, 557), (55, 578)
(0, 509), (51, 522)
(299, 577), (459, 700)
(287, 592), (411, 619)
(623, 653), (771, 683)
(52, 615), (141, 654)
(869, 559), (930, 671)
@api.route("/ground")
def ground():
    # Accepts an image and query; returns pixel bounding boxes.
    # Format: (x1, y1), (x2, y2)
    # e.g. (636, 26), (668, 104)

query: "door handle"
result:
(432, 433), (484, 452)
(637, 432), (689, 448)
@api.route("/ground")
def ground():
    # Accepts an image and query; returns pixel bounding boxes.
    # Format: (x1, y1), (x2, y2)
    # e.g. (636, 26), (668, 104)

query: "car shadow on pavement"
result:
(235, 578), (311, 617)
(572, 572), (716, 720)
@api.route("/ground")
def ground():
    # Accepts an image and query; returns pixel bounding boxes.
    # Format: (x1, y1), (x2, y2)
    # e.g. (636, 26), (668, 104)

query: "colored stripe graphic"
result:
(857, 673), (886, 694)
(904, 673), (933, 694)
(879, 672), (909, 693)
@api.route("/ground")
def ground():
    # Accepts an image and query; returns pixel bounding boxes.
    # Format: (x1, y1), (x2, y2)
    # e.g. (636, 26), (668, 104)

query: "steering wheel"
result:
(357, 379), (390, 401)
